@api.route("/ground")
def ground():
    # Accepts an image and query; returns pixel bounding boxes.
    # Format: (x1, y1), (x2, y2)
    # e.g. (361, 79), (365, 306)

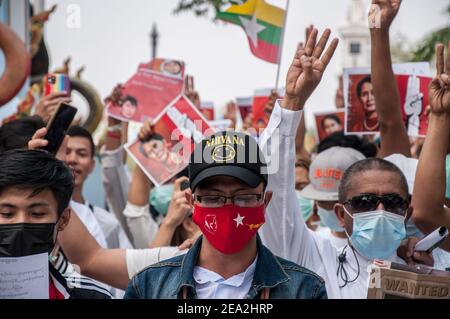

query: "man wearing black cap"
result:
(124, 28), (338, 299)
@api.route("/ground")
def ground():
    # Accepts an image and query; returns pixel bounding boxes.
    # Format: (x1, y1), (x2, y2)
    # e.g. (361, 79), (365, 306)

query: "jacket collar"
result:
(174, 235), (289, 298)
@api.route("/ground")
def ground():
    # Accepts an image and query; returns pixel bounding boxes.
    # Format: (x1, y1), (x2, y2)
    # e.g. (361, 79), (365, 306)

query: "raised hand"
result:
(104, 83), (124, 106)
(429, 42), (450, 115)
(283, 28), (339, 111)
(223, 101), (237, 128)
(184, 75), (201, 108)
(35, 92), (72, 124)
(138, 120), (154, 142)
(264, 89), (279, 117)
(369, 0), (402, 30)
(164, 177), (193, 229)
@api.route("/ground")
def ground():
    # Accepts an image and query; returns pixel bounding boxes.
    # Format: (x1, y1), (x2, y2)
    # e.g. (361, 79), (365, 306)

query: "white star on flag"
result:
(239, 14), (266, 48)
(234, 214), (245, 227)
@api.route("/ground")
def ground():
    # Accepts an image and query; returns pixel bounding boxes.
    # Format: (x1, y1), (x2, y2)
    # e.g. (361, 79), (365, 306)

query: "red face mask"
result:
(193, 204), (265, 255)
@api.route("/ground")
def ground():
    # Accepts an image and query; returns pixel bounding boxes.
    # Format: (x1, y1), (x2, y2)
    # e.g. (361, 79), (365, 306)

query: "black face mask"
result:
(0, 223), (56, 257)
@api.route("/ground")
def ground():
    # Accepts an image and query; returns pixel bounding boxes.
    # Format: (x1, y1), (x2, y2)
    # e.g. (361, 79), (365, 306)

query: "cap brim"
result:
(300, 184), (338, 202)
(190, 166), (262, 191)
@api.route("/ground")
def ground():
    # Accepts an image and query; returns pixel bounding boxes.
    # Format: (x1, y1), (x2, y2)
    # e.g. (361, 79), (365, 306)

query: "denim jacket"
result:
(124, 236), (327, 299)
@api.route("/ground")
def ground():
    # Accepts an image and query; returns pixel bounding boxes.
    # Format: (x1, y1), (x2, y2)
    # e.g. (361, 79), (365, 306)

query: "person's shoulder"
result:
(275, 256), (325, 284)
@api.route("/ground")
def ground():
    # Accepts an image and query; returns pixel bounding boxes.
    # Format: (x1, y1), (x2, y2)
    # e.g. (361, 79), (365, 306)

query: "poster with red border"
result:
(199, 101), (215, 121)
(344, 62), (431, 137)
(106, 59), (185, 123)
(252, 88), (284, 130)
(125, 95), (214, 186)
(314, 110), (346, 142)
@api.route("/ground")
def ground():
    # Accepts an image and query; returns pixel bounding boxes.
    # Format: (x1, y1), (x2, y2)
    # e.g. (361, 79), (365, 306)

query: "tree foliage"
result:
(412, 4), (450, 62)
(173, 0), (243, 17)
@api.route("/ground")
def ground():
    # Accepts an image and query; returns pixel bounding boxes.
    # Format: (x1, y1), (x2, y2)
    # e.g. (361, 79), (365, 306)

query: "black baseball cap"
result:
(189, 131), (268, 191)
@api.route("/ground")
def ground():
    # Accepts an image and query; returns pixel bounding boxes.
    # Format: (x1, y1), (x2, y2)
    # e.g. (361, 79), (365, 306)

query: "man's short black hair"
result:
(0, 116), (45, 152)
(66, 125), (95, 158)
(338, 158), (409, 203)
(356, 75), (372, 98)
(320, 114), (342, 131)
(0, 149), (74, 216)
(318, 132), (377, 158)
(121, 95), (138, 107)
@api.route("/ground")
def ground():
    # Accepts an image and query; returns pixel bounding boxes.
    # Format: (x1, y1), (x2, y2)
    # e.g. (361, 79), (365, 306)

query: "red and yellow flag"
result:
(216, 0), (286, 64)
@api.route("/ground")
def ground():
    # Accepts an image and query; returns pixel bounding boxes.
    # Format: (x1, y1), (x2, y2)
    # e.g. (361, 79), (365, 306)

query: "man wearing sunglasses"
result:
(300, 147), (366, 250)
(260, 0), (434, 299)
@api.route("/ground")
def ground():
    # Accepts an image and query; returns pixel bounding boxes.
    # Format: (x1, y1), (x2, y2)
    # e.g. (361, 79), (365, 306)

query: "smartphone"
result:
(42, 103), (77, 154)
(44, 73), (71, 96)
(414, 227), (449, 253)
(180, 180), (190, 191)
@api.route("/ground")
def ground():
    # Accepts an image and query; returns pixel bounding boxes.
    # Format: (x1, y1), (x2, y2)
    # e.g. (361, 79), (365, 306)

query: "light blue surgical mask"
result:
(150, 184), (175, 216)
(344, 208), (406, 260)
(296, 191), (314, 221)
(317, 206), (344, 232)
(445, 154), (450, 199)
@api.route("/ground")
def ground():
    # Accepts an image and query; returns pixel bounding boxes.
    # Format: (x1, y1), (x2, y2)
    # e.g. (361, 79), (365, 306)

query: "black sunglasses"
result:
(344, 194), (409, 215)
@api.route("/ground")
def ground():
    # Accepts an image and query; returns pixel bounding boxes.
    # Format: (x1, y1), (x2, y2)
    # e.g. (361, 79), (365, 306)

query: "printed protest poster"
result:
(126, 95), (213, 186)
(252, 88), (284, 130)
(142, 58), (185, 80)
(344, 62), (432, 137)
(199, 101), (215, 121)
(314, 110), (345, 142)
(236, 96), (253, 122)
(106, 59), (185, 123)
(0, 253), (49, 299)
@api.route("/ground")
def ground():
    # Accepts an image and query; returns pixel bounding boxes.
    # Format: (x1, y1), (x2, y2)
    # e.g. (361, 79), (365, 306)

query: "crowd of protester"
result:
(0, 0), (449, 299)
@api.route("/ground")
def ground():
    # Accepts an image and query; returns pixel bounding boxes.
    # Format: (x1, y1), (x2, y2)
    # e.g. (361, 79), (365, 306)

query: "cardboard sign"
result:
(106, 59), (185, 123)
(0, 253), (49, 299)
(344, 62), (432, 136)
(126, 95), (213, 186)
(314, 110), (345, 142)
(367, 261), (450, 299)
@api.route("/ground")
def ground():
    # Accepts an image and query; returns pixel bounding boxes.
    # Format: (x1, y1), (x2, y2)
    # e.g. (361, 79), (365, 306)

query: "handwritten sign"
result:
(0, 253), (49, 299)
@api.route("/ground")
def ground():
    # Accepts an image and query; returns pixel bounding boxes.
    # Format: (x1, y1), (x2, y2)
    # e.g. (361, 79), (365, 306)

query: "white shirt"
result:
(433, 248), (450, 271)
(126, 247), (187, 279)
(70, 200), (107, 248)
(258, 102), (406, 299)
(316, 227), (349, 250)
(87, 203), (133, 249)
(193, 257), (257, 299)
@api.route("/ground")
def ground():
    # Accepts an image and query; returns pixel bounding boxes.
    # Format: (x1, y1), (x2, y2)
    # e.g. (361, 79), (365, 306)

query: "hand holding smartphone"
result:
(44, 73), (71, 97)
(180, 180), (190, 191)
(42, 103), (77, 154)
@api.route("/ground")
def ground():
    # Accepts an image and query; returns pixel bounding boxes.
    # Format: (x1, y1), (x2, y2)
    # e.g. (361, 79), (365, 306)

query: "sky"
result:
(42, 0), (449, 127)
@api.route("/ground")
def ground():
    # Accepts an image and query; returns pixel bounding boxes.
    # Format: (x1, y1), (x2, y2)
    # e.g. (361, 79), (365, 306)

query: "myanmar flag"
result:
(216, 0), (286, 64)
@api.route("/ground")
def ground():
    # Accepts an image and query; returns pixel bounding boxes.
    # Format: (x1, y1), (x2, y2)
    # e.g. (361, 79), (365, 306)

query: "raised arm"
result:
(124, 121), (160, 248)
(259, 28), (339, 264)
(370, 0), (410, 158)
(58, 210), (129, 289)
(412, 42), (450, 252)
(150, 177), (192, 248)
